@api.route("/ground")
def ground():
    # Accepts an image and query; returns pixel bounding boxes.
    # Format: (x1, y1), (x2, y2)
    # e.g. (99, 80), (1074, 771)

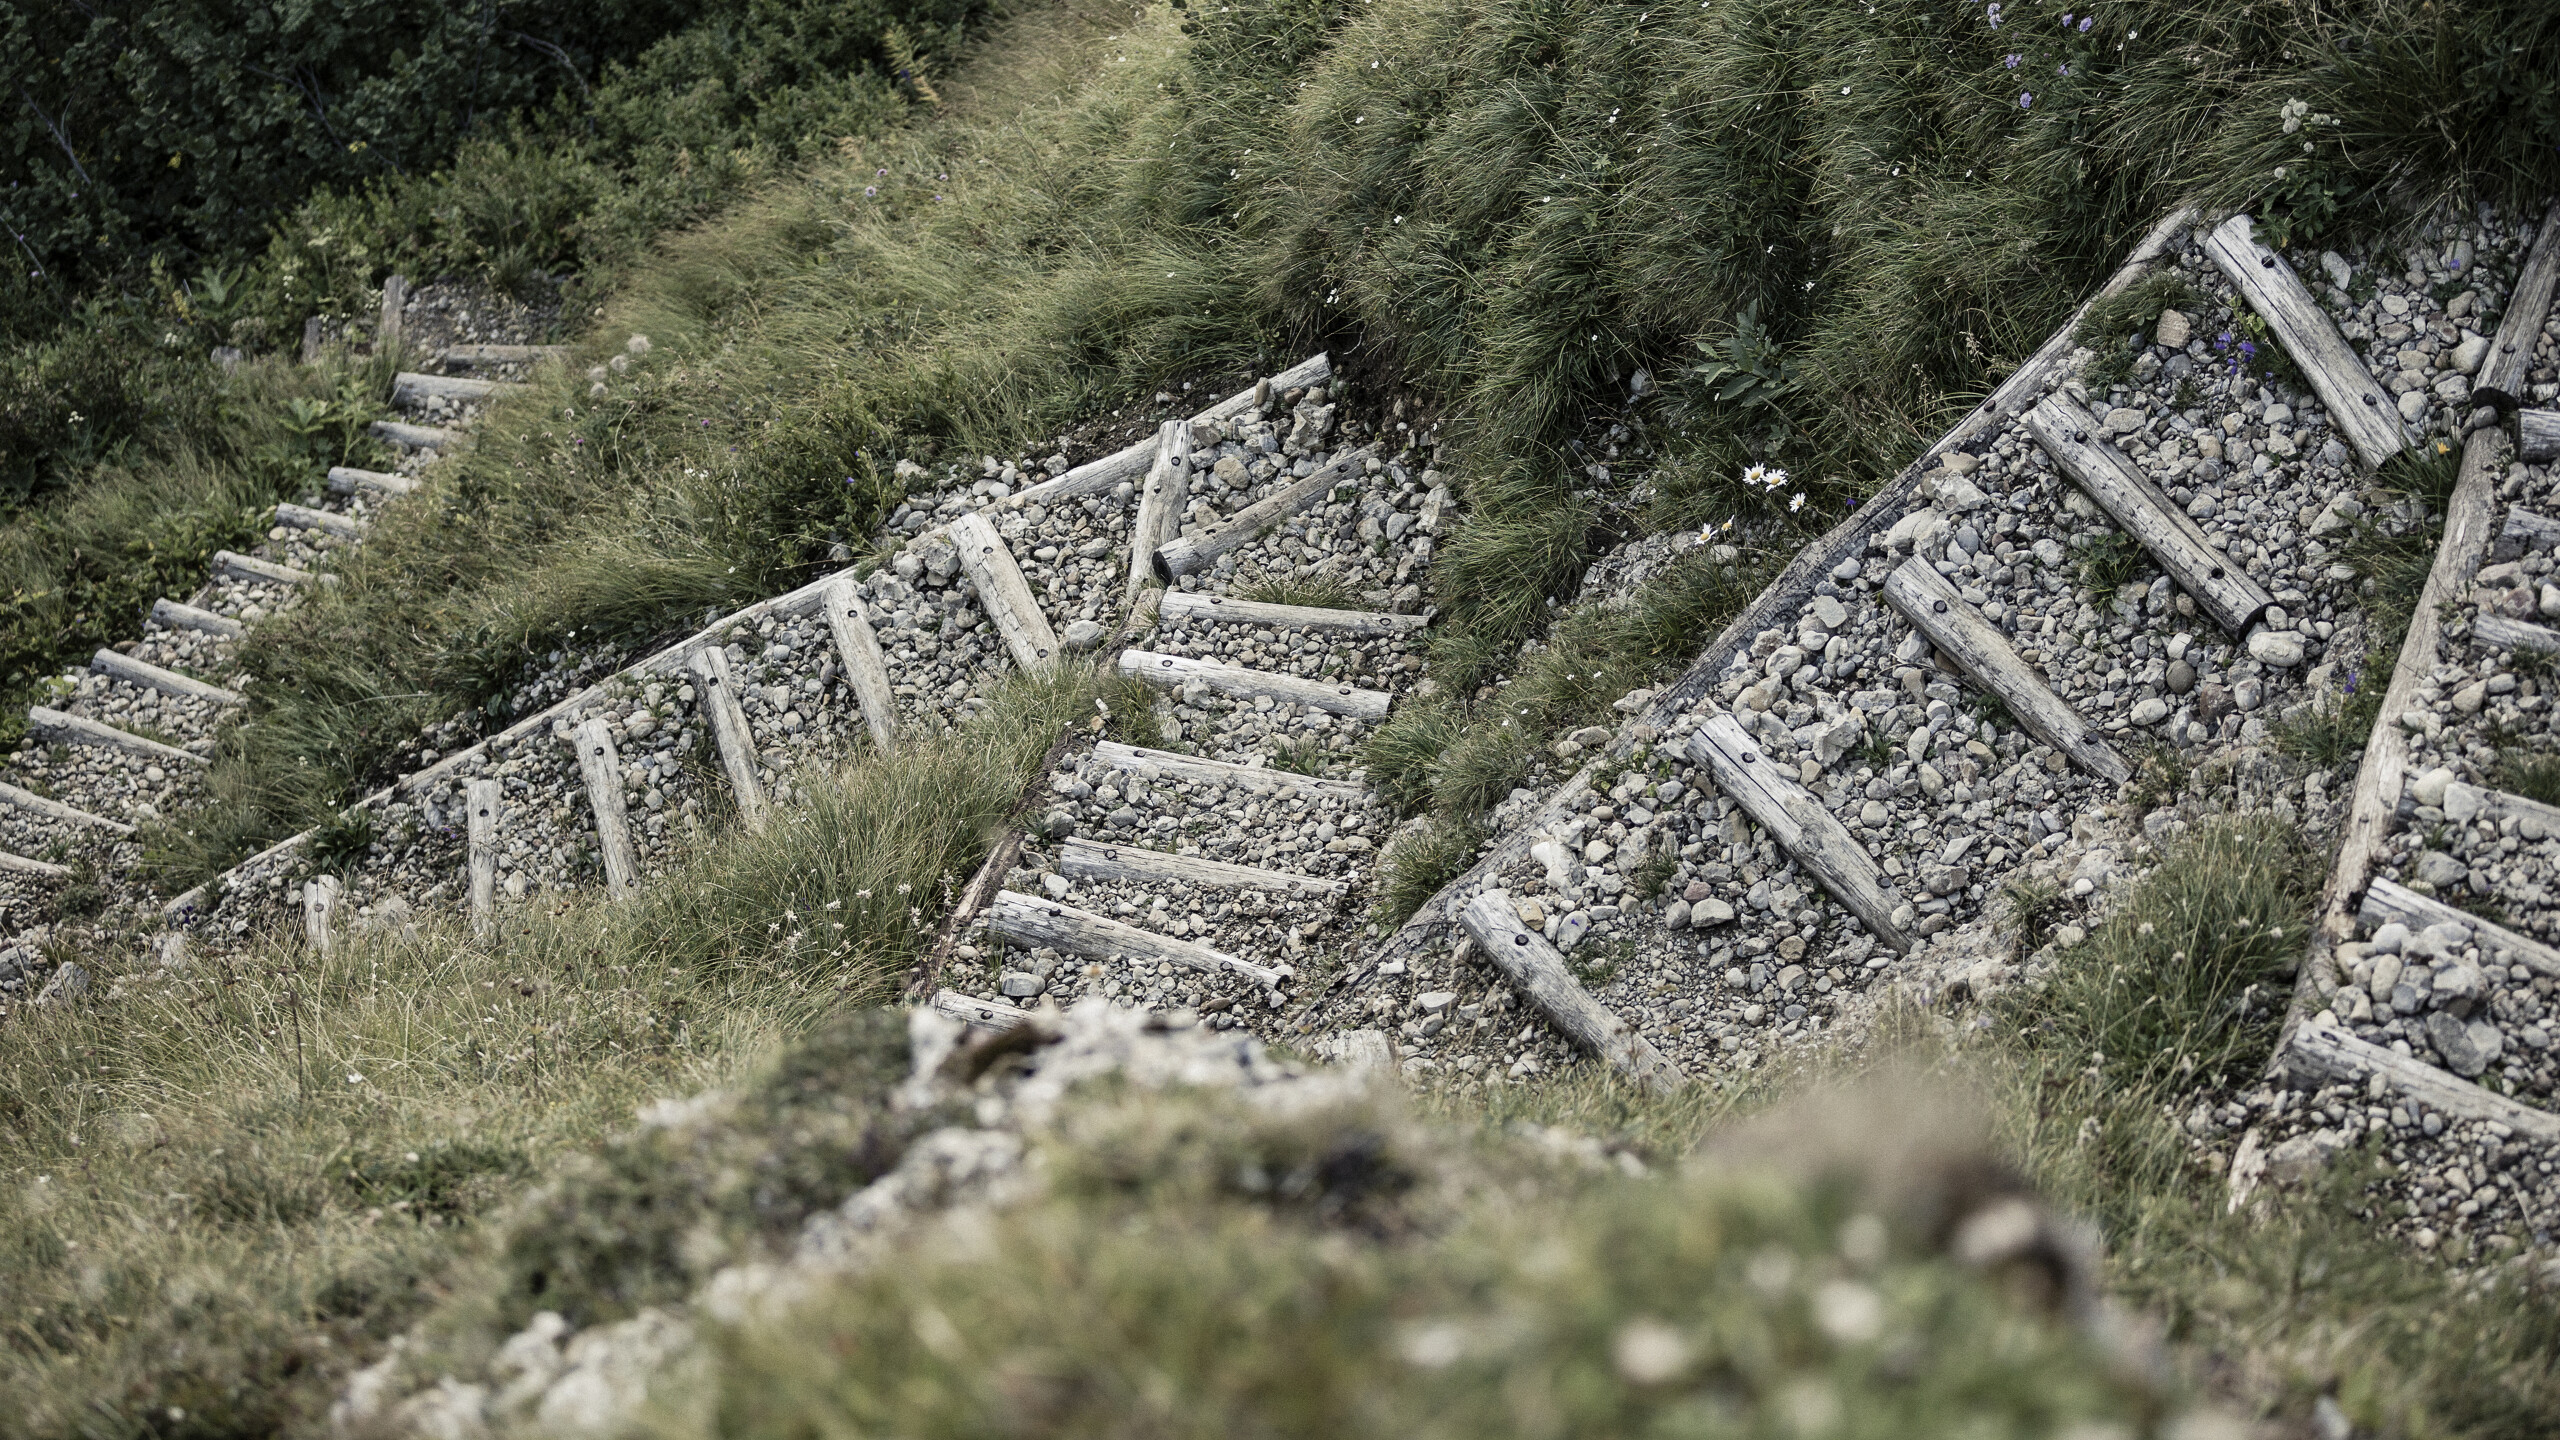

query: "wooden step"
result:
(2422, 779), (2560, 839)
(949, 512), (1063, 672)
(392, 371), (522, 405)
(1090, 741), (1366, 801)
(434, 344), (568, 369)
(1882, 560), (2130, 783)
(1159, 591), (1430, 637)
(90, 650), (244, 706)
(370, 419), (461, 452)
(983, 889), (1286, 987)
(27, 706), (207, 767)
(2524, 409), (2559, 463)
(1129, 420), (1192, 600)
(327, 466), (419, 497)
(0, 849), (70, 879)
(2202, 213), (2410, 469)
(818, 576), (898, 747)
(2025, 394), (2275, 635)
(1685, 710), (1912, 954)
(2492, 505), (2560, 562)
(2360, 876), (2560, 979)
(2285, 1013), (2560, 1142)
(2473, 613), (2560, 655)
(213, 550), (325, 587)
(150, 598), (245, 640)
(933, 987), (1030, 1032)
(1459, 890), (1684, 1096)
(0, 779), (133, 835)
(2476, 198), (2560, 412)
(1153, 446), (1375, 581)
(1117, 649), (1392, 721)
(568, 717), (641, 897)
(687, 646), (769, 833)
(1059, 837), (1347, 897)
(275, 502), (364, 539)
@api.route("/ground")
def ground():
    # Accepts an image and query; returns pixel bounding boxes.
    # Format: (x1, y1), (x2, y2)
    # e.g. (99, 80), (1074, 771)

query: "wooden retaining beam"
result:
(1158, 591), (1430, 637)
(275, 502), (364, 540)
(818, 576), (898, 748)
(151, 599), (245, 640)
(2285, 1014), (2560, 1143)
(2522, 409), (2559, 463)
(983, 889), (1287, 988)
(949, 512), (1063, 673)
(213, 550), (324, 587)
(2430, 779), (2560, 836)
(2475, 199), (2560, 412)
(2027, 395), (2276, 634)
(378, 274), (408, 353)
(303, 875), (339, 955)
(1089, 740), (1367, 801)
(1458, 891), (1685, 1096)
(932, 987), (1030, 1032)
(1685, 711), (1912, 954)
(1153, 447), (1375, 581)
(2491, 506), (2560, 562)
(0, 850), (70, 879)
(1117, 649), (1392, 721)
(466, 777), (500, 937)
(391, 371), (520, 406)
(2201, 212), (2411, 469)
(1058, 837), (1347, 897)
(435, 344), (568, 369)
(327, 466), (419, 498)
(90, 650), (244, 707)
(974, 355), (1330, 517)
(0, 778), (134, 835)
(27, 707), (208, 767)
(2472, 613), (2560, 655)
(568, 718), (641, 898)
(370, 419), (460, 451)
(2361, 877), (2560, 980)
(1881, 561), (2131, 784)
(1128, 421), (1192, 598)
(686, 647), (770, 833)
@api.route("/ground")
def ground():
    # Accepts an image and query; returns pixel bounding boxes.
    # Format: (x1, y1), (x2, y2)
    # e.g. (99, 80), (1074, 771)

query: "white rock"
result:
(2246, 630), (2305, 667)
(2453, 330), (2490, 375)
(2411, 766), (2457, 808)
(1884, 507), (1949, 552)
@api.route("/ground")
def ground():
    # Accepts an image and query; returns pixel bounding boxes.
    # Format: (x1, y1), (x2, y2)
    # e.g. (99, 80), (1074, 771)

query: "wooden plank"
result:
(1090, 740), (1366, 800)
(1059, 836), (1347, 897)
(1127, 421), (1192, 599)
(1159, 590), (1430, 637)
(275, 502), (364, 540)
(90, 649), (244, 706)
(818, 576), (898, 748)
(435, 343), (569, 368)
(1117, 648), (1392, 721)
(392, 371), (520, 405)
(0, 778), (133, 835)
(327, 466), (419, 498)
(27, 706), (207, 767)
(2360, 876), (2560, 979)
(213, 550), (323, 587)
(1193, 352), (1330, 425)
(378, 274), (407, 353)
(2026, 395), (2276, 634)
(971, 355), (1331, 517)
(2493, 505), (2560, 562)
(1457, 891), (1685, 1096)
(466, 777), (500, 937)
(0, 850), (70, 879)
(2473, 612), (2560, 655)
(2521, 409), (2560, 463)
(685, 647), (770, 833)
(369, 419), (461, 452)
(2201, 213), (2410, 469)
(932, 988), (1030, 1032)
(2283, 1015), (2560, 1142)
(1153, 447), (1375, 581)
(949, 511), (1063, 673)
(303, 875), (339, 955)
(983, 889), (1287, 987)
(1685, 711), (1912, 953)
(568, 717), (641, 898)
(2476, 199), (2560, 411)
(2433, 779), (2560, 838)
(1882, 560), (2130, 784)
(151, 598), (245, 640)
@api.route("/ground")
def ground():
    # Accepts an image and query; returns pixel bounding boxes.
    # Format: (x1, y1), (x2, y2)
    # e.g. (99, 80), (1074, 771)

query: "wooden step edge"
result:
(391, 371), (524, 402)
(2201, 213), (2412, 469)
(983, 889), (1287, 989)
(1158, 590), (1430, 636)
(150, 597), (246, 640)
(2430, 779), (2560, 841)
(949, 511), (1064, 673)
(1116, 648), (1392, 721)
(369, 419), (462, 451)
(432, 343), (568, 368)
(1153, 446), (1376, 582)
(1881, 559), (2130, 784)
(1458, 890), (1684, 1096)
(27, 706), (208, 767)
(2283, 1013), (2560, 1143)
(1059, 836), (1347, 897)
(2475, 198), (2560, 412)
(213, 550), (327, 587)
(327, 466), (420, 497)
(274, 502), (365, 539)
(1089, 740), (1367, 800)
(0, 778), (135, 835)
(163, 782), (397, 922)
(0, 849), (71, 879)
(932, 988), (1030, 1032)
(1127, 420), (1192, 604)
(2522, 408), (2559, 464)
(2471, 613), (2560, 655)
(91, 649), (244, 706)
(2359, 876), (2560, 979)
(1686, 711), (1913, 954)
(2492, 503), (2560, 562)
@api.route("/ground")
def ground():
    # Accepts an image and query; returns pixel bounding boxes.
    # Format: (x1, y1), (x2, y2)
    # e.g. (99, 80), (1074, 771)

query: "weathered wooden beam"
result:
(327, 466), (419, 498)
(818, 576), (898, 748)
(1159, 590), (1430, 637)
(378, 274), (408, 354)
(983, 889), (1286, 988)
(1686, 711), (1911, 953)
(2521, 409), (2560, 463)
(2026, 395), (2276, 634)
(1458, 891), (1685, 1096)
(972, 355), (1330, 517)
(568, 717), (641, 898)
(1193, 352), (1331, 426)
(932, 988), (1030, 1032)
(392, 371), (520, 406)
(1153, 447), (1374, 581)
(370, 419), (460, 452)
(1883, 561), (2130, 784)
(435, 343), (569, 368)
(466, 776), (500, 937)
(949, 512), (1063, 673)
(274, 502), (364, 540)
(0, 778), (133, 835)
(1117, 649), (1392, 721)
(1128, 421), (1192, 599)
(27, 706), (207, 767)
(2492, 505), (2560, 563)
(2284, 1014), (2560, 1142)
(303, 875), (339, 954)
(1090, 740), (1367, 800)
(686, 647), (770, 833)
(1058, 836), (1347, 897)
(2201, 213), (2410, 469)
(151, 598), (245, 640)
(91, 649), (243, 707)
(2360, 876), (2560, 979)
(2475, 199), (2560, 412)
(2473, 613), (2560, 655)
(0, 849), (70, 879)
(213, 550), (325, 587)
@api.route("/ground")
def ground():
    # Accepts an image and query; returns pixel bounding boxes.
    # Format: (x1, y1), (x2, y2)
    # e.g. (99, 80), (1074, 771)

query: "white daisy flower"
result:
(1789, 492), (1806, 512)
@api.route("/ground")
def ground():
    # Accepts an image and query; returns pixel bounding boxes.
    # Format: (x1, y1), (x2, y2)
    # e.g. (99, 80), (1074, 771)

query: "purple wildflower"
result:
(2005, 52), (2022, 67)
(2019, 91), (2033, 109)
(2078, 14), (2093, 30)
(2058, 62), (2070, 75)
(865, 186), (877, 197)
(2061, 11), (2071, 24)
